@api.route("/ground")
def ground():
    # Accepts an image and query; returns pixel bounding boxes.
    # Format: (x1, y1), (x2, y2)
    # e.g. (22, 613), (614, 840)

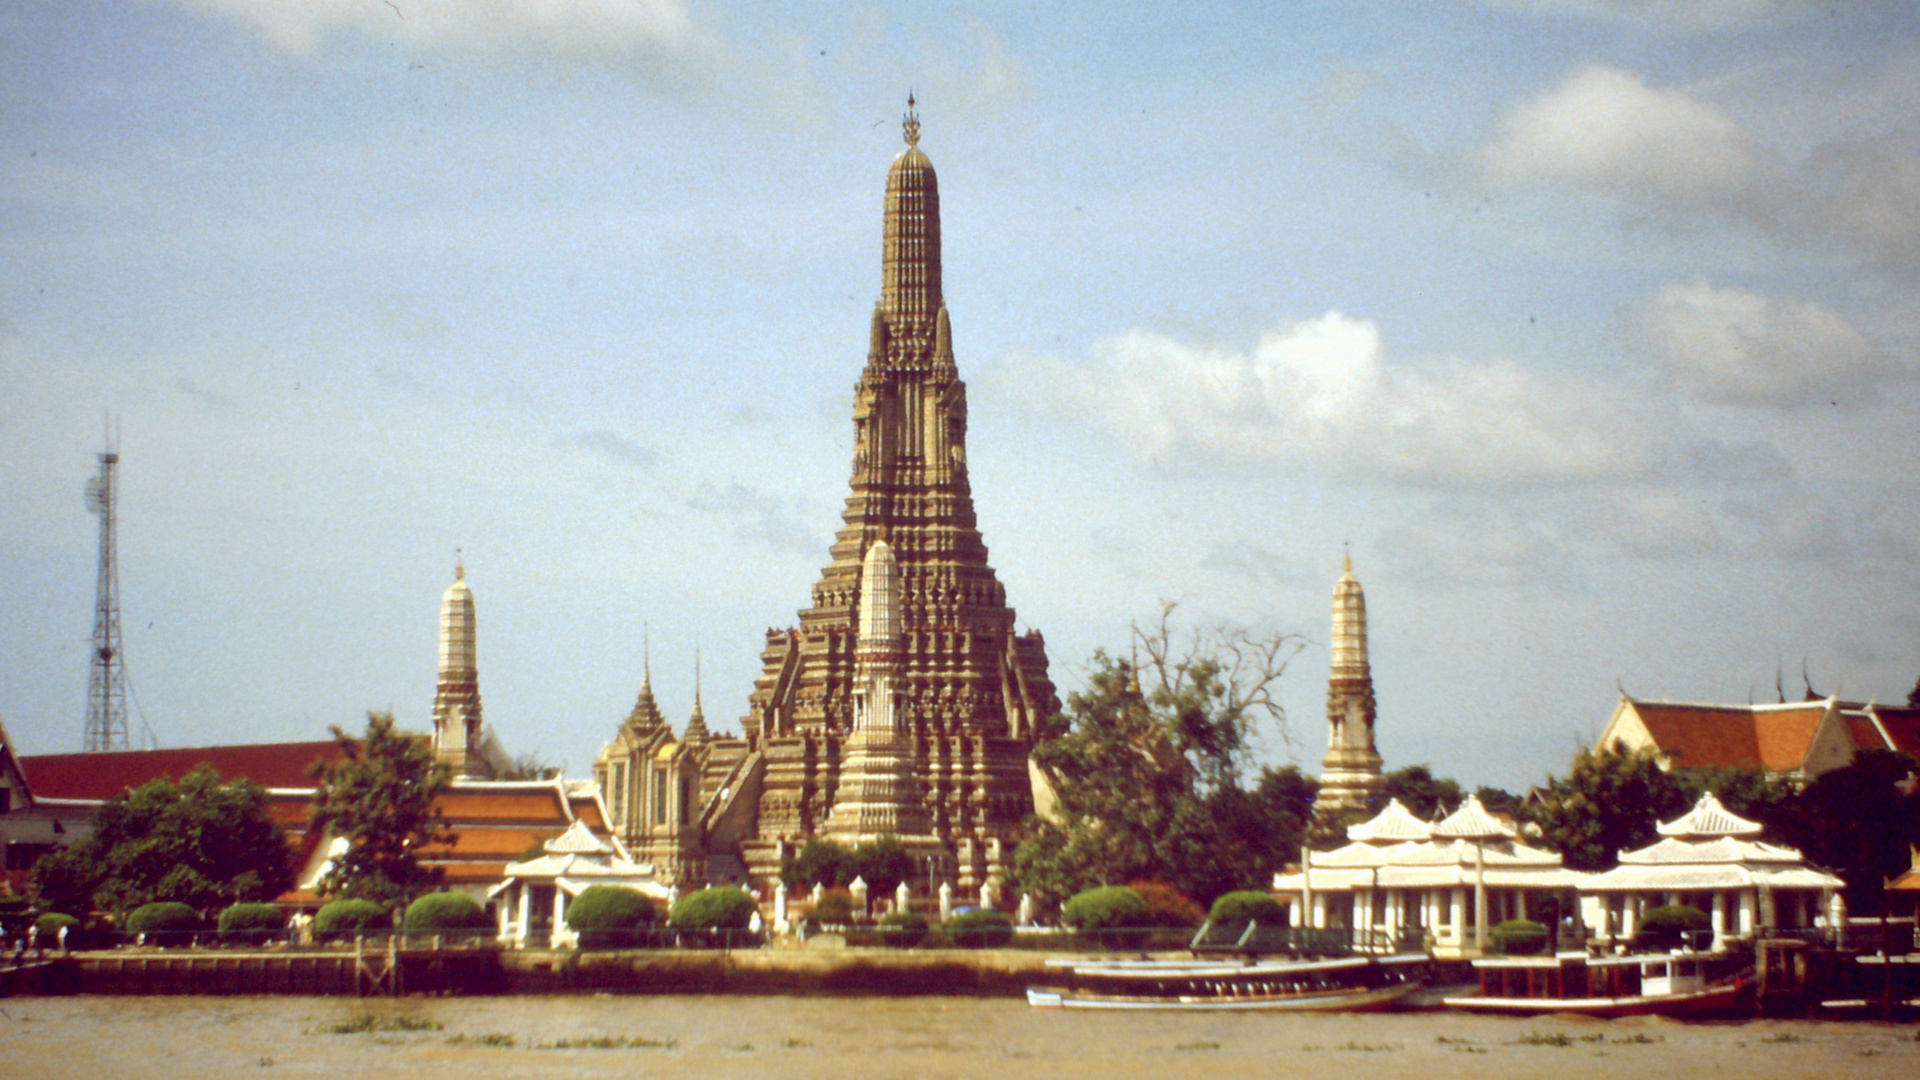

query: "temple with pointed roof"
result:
(1313, 557), (1384, 816)
(592, 102), (1057, 897)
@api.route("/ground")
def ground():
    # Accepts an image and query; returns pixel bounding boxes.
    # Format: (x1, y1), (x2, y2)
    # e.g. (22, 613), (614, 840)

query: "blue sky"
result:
(4, 1), (1918, 792)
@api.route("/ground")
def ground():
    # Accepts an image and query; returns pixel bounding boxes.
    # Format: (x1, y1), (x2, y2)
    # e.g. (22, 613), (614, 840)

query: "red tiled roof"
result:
(18, 741), (347, 801)
(1872, 706), (1920, 759)
(1845, 716), (1889, 753)
(434, 789), (571, 823)
(1630, 702), (1827, 772)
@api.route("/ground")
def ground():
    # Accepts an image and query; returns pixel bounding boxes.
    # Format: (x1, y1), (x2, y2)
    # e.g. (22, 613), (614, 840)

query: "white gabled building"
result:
(1274, 795), (1588, 959)
(1579, 792), (1843, 949)
(489, 819), (670, 948)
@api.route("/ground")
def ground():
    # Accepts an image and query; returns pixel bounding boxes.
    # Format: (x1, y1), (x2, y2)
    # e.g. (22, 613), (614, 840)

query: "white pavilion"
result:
(488, 819), (671, 948)
(1578, 791), (1843, 949)
(1273, 796), (1588, 959)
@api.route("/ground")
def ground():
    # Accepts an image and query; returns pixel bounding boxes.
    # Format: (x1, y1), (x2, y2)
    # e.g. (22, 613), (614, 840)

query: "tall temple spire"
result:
(625, 623), (666, 732)
(684, 647), (709, 744)
(741, 106), (1057, 888)
(431, 561), (486, 778)
(1313, 556), (1383, 816)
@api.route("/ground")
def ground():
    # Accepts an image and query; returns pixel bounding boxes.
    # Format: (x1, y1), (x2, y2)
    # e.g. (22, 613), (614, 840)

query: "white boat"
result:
(1442, 951), (1747, 1018)
(1026, 953), (1428, 1011)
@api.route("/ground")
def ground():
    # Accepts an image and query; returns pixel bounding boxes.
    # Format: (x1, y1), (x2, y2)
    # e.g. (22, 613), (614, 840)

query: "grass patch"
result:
(1301, 1044), (1324, 1052)
(1760, 1032), (1802, 1044)
(1511, 1031), (1573, 1047)
(783, 1036), (812, 1048)
(312, 1015), (443, 1035)
(1453, 1046), (1488, 1054)
(532, 1035), (677, 1051)
(1175, 1041), (1220, 1051)
(446, 1032), (516, 1048)
(1613, 1033), (1663, 1045)
(1434, 1036), (1478, 1045)
(1337, 1041), (1395, 1052)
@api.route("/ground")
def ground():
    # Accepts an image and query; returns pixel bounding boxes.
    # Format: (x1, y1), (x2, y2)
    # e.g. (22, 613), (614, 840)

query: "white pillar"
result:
(551, 887), (568, 949)
(516, 884), (532, 947)
(1711, 893), (1726, 947)
(1739, 890), (1755, 935)
(850, 876), (870, 918)
(1451, 888), (1466, 945)
(979, 882), (995, 912)
(896, 881), (912, 916)
(938, 882), (953, 922)
(774, 881), (789, 927)
(1473, 843), (1488, 951)
(1018, 893), (1034, 926)
(1622, 896), (1638, 940)
(496, 893), (512, 942)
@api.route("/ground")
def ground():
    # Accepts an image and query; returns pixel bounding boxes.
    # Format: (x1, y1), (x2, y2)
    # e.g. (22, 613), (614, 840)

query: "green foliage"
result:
(218, 902), (286, 944)
(309, 710), (453, 905)
(34, 911), (80, 946)
(1062, 886), (1151, 949)
(403, 891), (490, 933)
(1125, 881), (1206, 928)
(811, 888), (856, 925)
(1769, 750), (1920, 915)
(668, 886), (758, 931)
(30, 764), (293, 917)
(1377, 765), (1465, 821)
(1528, 743), (1694, 871)
(1013, 616), (1309, 906)
(566, 885), (659, 949)
(127, 901), (204, 942)
(786, 839), (853, 889)
(1208, 890), (1286, 928)
(878, 911), (928, 948)
(850, 835), (916, 896)
(314, 898), (391, 941)
(1634, 904), (1710, 951)
(946, 908), (1013, 948)
(1492, 918), (1549, 955)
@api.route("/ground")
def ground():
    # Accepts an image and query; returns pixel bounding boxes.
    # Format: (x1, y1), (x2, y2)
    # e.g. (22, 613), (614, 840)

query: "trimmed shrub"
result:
(947, 908), (1014, 949)
(669, 886), (759, 931)
(1062, 886), (1151, 949)
(1209, 890), (1286, 929)
(403, 891), (491, 934)
(34, 912), (83, 949)
(566, 885), (659, 949)
(1126, 881), (1206, 929)
(878, 911), (928, 948)
(314, 898), (391, 942)
(218, 902), (286, 945)
(787, 839), (854, 889)
(127, 901), (204, 945)
(1634, 904), (1711, 951)
(811, 888), (856, 926)
(1492, 918), (1549, 956)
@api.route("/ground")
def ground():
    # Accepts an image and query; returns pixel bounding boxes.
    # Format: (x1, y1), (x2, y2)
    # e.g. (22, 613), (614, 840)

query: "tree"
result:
(30, 764), (293, 917)
(1527, 742), (1691, 871)
(786, 838), (854, 889)
(1013, 610), (1305, 905)
(1772, 750), (1920, 916)
(1671, 764), (1794, 828)
(308, 710), (452, 904)
(502, 750), (564, 781)
(849, 835), (915, 895)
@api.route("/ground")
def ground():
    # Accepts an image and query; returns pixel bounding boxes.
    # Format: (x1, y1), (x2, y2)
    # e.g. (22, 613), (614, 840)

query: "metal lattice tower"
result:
(84, 446), (130, 752)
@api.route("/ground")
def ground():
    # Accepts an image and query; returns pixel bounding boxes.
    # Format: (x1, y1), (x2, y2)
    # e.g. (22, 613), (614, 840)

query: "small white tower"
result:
(1313, 554), (1383, 815)
(431, 561), (486, 778)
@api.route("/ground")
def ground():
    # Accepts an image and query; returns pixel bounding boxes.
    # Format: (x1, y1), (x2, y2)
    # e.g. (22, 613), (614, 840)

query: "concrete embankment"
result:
(18, 947), (1057, 997)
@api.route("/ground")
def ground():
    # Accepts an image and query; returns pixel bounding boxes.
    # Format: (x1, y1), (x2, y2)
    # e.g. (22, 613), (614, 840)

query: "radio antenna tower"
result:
(84, 433), (131, 752)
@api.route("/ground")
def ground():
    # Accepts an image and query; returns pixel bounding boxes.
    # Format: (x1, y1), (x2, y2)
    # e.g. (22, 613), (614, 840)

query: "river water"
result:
(3, 996), (1915, 1080)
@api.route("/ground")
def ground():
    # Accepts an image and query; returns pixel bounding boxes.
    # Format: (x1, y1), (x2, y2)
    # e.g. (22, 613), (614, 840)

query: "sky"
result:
(3, 1), (1919, 793)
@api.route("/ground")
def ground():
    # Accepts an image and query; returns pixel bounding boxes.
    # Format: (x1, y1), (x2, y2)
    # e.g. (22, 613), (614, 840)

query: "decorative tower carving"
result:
(1314, 555), (1383, 815)
(824, 540), (931, 838)
(742, 98), (1058, 891)
(430, 562), (486, 778)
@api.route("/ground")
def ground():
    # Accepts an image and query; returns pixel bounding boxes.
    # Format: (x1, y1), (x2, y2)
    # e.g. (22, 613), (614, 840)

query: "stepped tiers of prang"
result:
(593, 104), (1058, 897)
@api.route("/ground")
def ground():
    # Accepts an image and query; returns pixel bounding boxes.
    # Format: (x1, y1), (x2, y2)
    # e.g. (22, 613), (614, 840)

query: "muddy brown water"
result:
(2, 996), (1916, 1079)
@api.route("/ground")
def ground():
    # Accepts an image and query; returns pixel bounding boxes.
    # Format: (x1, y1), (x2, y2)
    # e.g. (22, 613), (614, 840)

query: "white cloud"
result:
(1475, 0), (1819, 34)
(999, 311), (1664, 487)
(171, 0), (717, 65)
(1636, 279), (1905, 407)
(1480, 66), (1763, 205)
(1812, 132), (1920, 263)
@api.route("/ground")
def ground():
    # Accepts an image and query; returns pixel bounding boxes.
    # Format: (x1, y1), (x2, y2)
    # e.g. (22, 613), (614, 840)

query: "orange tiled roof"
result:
(1872, 706), (1920, 758)
(418, 827), (559, 860)
(434, 789), (571, 823)
(1630, 702), (1827, 772)
(19, 741), (347, 801)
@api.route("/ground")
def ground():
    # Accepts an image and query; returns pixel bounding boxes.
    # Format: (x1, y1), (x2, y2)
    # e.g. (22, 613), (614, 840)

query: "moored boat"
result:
(1443, 951), (1747, 1018)
(1026, 953), (1428, 1011)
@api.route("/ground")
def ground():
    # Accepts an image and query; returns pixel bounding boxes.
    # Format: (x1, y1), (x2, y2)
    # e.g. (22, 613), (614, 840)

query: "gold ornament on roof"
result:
(903, 92), (921, 148)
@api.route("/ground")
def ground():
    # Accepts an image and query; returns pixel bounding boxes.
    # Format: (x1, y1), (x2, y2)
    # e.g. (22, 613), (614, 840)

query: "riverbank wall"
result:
(8, 946), (1057, 997)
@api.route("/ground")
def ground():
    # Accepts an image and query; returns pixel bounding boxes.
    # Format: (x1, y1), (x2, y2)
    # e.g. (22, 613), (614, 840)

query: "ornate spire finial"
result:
(1343, 540), (1352, 575)
(903, 91), (921, 148)
(694, 645), (703, 711)
(456, 547), (465, 581)
(642, 621), (652, 689)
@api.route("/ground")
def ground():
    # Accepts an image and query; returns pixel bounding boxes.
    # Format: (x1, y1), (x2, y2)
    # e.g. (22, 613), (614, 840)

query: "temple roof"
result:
(20, 740), (349, 800)
(1623, 698), (1831, 772)
(1347, 798), (1431, 843)
(1656, 791), (1763, 838)
(1432, 794), (1516, 840)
